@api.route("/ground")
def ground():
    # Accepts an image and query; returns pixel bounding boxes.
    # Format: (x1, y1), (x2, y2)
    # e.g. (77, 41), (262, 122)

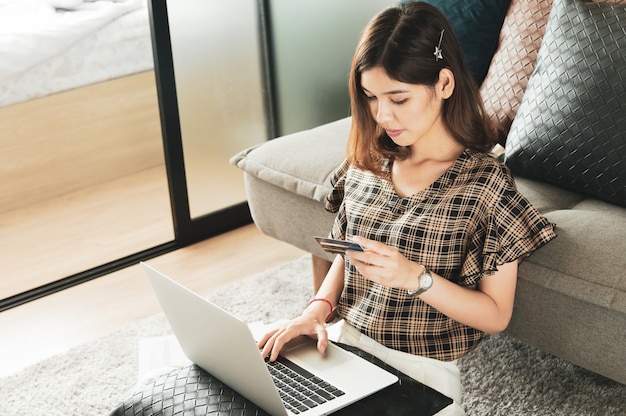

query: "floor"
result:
(0, 166), (174, 297)
(0, 223), (306, 378)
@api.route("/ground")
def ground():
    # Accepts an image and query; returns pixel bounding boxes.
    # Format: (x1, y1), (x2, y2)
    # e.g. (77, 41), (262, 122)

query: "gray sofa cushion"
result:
(513, 177), (584, 214)
(231, 117), (351, 203)
(527, 208), (626, 313)
(513, 177), (626, 313)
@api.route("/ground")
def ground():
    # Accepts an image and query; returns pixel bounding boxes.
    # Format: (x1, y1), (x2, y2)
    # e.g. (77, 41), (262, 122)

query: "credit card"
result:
(314, 236), (364, 254)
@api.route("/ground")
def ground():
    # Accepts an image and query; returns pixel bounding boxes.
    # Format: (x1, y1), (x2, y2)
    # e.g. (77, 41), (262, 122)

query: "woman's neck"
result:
(408, 131), (465, 165)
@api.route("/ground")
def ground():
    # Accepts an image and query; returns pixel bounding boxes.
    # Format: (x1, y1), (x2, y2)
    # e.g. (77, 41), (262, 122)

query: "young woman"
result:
(258, 2), (556, 414)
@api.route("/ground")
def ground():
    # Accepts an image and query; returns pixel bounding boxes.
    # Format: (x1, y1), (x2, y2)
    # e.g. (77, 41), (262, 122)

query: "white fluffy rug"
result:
(1, 255), (624, 415)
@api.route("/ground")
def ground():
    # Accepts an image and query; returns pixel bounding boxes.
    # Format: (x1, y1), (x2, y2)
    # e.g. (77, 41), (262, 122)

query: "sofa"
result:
(231, 0), (626, 384)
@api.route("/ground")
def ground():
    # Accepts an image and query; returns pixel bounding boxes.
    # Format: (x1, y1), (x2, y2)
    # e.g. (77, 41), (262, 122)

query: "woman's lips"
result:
(385, 129), (403, 138)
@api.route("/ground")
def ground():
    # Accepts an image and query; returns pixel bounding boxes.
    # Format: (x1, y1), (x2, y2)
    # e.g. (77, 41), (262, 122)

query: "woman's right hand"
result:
(257, 305), (330, 362)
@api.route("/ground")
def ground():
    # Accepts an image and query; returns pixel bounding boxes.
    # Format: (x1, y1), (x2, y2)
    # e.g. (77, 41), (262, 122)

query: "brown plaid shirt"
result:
(326, 149), (556, 361)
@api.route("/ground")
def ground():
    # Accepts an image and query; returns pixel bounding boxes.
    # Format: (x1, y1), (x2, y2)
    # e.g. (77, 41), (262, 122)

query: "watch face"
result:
(407, 268), (433, 296)
(421, 271), (433, 290)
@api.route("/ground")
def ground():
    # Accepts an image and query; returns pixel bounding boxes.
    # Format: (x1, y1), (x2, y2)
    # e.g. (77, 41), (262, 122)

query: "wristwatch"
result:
(407, 265), (433, 296)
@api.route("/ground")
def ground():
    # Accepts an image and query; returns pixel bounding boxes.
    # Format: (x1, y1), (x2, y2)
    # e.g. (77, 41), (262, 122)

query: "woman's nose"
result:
(375, 102), (393, 124)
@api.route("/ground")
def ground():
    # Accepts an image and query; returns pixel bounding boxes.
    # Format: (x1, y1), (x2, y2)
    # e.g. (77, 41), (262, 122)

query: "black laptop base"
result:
(109, 343), (454, 416)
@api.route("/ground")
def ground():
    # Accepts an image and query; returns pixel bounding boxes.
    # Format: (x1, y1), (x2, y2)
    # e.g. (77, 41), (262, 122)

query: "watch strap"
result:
(407, 265), (428, 296)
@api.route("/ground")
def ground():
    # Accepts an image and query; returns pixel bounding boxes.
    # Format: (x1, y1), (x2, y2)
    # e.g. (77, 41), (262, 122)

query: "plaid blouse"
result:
(325, 149), (556, 361)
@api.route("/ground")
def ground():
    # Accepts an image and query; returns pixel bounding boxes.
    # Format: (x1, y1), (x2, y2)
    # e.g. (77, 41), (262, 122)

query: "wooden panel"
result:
(0, 71), (163, 213)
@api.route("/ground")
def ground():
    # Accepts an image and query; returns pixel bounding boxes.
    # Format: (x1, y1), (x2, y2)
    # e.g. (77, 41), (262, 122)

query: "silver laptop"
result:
(141, 262), (398, 416)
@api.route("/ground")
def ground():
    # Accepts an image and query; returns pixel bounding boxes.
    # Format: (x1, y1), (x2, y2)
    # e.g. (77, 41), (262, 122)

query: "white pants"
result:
(327, 320), (466, 416)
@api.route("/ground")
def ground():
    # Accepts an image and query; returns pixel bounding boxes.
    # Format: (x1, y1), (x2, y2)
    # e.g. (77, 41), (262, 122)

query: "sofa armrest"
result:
(231, 117), (351, 203)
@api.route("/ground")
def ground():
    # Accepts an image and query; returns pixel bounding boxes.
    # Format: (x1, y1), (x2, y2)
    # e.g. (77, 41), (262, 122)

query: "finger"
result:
(260, 331), (279, 359)
(352, 236), (382, 251)
(352, 236), (396, 256)
(314, 324), (329, 354)
(260, 326), (291, 360)
(346, 250), (381, 270)
(257, 328), (278, 350)
(268, 329), (298, 362)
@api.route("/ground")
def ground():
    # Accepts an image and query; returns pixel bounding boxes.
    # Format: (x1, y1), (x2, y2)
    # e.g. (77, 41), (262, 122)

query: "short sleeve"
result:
(461, 188), (557, 285)
(325, 158), (350, 213)
(325, 159), (350, 240)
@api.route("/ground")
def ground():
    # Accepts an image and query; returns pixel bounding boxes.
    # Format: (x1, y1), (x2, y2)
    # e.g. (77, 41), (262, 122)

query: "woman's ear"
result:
(438, 68), (455, 99)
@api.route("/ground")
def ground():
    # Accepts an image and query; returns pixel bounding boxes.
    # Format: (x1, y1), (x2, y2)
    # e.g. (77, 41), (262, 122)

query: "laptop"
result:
(141, 262), (398, 416)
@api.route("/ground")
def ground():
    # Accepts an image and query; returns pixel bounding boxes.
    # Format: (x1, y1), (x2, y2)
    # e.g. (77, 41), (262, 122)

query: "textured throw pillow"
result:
(505, 0), (626, 207)
(401, 0), (511, 86)
(479, 0), (555, 145)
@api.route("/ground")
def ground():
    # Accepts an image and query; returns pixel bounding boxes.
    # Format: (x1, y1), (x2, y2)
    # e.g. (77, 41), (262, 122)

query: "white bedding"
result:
(0, 0), (152, 106)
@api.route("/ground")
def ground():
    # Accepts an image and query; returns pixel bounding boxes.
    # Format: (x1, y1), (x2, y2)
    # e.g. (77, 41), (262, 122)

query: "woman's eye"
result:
(391, 99), (407, 105)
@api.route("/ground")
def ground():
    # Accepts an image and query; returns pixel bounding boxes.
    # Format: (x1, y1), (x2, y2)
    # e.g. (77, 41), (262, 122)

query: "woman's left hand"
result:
(346, 236), (422, 291)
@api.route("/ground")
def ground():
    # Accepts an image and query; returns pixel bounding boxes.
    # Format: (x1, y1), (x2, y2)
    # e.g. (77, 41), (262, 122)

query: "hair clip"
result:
(434, 29), (444, 61)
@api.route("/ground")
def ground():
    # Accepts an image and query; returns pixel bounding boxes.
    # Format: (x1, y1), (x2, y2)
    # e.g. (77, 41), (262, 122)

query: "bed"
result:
(0, 0), (163, 213)
(0, 0), (153, 106)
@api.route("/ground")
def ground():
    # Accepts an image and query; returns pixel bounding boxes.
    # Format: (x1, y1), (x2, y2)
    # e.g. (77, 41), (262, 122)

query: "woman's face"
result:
(361, 66), (447, 148)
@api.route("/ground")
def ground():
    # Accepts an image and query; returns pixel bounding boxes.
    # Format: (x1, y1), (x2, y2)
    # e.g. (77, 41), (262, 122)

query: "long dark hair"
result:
(347, 2), (495, 175)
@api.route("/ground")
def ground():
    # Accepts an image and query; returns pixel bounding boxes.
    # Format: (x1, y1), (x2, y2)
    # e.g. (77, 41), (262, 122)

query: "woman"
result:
(258, 2), (556, 414)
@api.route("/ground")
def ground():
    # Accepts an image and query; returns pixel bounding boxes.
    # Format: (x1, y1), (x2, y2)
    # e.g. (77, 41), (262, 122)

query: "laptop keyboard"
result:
(267, 356), (346, 414)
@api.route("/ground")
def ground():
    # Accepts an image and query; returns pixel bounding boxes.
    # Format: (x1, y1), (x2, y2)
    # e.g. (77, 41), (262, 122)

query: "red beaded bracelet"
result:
(308, 298), (334, 323)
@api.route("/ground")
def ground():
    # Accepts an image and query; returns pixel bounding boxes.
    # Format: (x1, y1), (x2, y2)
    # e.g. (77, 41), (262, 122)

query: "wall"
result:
(268, 0), (397, 136)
